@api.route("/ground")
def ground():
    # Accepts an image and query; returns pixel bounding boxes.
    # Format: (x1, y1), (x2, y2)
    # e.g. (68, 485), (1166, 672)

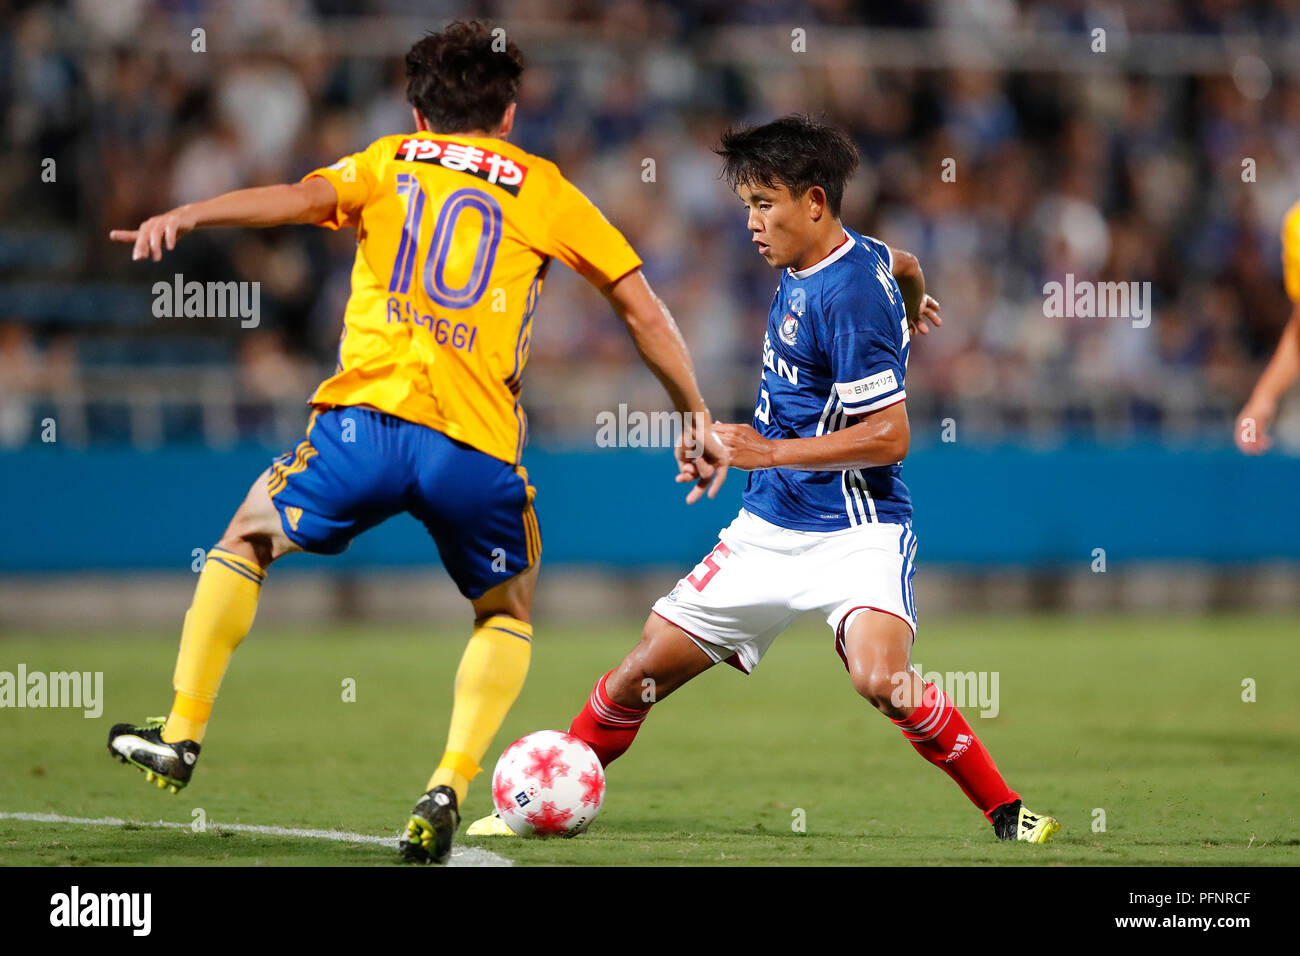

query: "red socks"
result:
(568, 670), (650, 767)
(891, 681), (1018, 822)
(569, 671), (1016, 824)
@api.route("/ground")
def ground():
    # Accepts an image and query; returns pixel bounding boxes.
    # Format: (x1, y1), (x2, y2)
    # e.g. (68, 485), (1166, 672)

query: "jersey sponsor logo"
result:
(761, 332), (799, 385)
(284, 506), (303, 531)
(779, 313), (799, 346)
(875, 259), (899, 304)
(395, 138), (529, 195)
(836, 368), (897, 405)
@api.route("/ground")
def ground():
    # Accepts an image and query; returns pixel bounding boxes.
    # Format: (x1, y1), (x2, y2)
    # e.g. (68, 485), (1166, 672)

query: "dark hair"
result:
(714, 115), (860, 216)
(405, 21), (524, 134)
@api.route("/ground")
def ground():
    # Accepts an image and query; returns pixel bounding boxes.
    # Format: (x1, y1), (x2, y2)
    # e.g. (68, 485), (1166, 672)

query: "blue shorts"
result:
(267, 407), (540, 599)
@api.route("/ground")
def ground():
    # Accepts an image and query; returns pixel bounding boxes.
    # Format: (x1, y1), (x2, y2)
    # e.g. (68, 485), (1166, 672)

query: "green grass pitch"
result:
(1, 613), (1296, 866)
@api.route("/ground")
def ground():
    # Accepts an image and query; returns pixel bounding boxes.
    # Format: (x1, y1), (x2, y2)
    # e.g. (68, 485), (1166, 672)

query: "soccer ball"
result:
(490, 730), (605, 837)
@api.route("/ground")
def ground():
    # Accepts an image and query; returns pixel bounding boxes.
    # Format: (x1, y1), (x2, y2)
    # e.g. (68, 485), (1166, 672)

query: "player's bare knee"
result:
(214, 529), (273, 569)
(218, 507), (291, 568)
(849, 662), (901, 710)
(608, 649), (652, 698)
(474, 599), (529, 626)
(472, 565), (537, 625)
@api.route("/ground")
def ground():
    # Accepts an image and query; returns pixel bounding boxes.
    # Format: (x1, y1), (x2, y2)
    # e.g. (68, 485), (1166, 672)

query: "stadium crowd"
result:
(2, 0), (1300, 447)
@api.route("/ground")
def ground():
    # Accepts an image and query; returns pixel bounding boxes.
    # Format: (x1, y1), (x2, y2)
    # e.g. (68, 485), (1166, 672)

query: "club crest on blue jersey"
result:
(779, 314), (799, 345)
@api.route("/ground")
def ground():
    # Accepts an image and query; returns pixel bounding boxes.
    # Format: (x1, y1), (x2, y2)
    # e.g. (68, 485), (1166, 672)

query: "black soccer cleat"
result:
(107, 717), (200, 794)
(991, 798), (1061, 844)
(399, 785), (460, 865)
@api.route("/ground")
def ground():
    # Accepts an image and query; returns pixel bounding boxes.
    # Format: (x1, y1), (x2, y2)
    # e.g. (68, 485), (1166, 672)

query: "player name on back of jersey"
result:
(395, 137), (529, 195)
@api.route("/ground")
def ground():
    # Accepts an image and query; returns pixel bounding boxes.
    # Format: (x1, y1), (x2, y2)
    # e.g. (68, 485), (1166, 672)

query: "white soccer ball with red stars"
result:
(490, 730), (605, 837)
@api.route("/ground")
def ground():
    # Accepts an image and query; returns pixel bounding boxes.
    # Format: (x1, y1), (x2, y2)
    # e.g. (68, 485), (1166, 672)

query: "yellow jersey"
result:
(1283, 198), (1300, 303)
(302, 131), (642, 464)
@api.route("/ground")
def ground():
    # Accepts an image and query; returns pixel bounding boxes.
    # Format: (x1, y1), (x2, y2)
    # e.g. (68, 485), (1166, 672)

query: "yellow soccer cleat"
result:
(466, 811), (518, 837)
(992, 800), (1060, 844)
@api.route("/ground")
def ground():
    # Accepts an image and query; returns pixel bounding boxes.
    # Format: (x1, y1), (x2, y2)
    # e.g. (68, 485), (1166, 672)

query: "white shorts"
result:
(651, 508), (918, 675)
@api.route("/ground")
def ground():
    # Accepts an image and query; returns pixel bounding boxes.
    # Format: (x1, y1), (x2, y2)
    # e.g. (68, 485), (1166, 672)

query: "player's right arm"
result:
(109, 178), (340, 261)
(601, 269), (729, 503)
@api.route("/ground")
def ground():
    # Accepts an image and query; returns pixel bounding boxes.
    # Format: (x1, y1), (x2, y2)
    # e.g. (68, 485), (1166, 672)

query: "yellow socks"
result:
(160, 553), (528, 808)
(162, 547), (265, 744)
(427, 615), (533, 804)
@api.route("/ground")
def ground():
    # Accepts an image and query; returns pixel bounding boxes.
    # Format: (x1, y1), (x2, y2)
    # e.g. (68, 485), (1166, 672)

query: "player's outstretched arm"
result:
(108, 178), (340, 262)
(1236, 304), (1300, 454)
(714, 400), (909, 472)
(889, 247), (942, 336)
(602, 268), (729, 503)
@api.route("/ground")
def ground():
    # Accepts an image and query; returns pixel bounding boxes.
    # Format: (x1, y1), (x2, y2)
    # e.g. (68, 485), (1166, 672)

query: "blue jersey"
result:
(740, 227), (912, 531)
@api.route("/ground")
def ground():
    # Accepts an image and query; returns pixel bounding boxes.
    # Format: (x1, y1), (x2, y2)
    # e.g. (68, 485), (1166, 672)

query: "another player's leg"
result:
(840, 610), (1059, 843)
(400, 437), (543, 863)
(108, 468), (299, 792)
(466, 611), (714, 836)
(400, 566), (538, 862)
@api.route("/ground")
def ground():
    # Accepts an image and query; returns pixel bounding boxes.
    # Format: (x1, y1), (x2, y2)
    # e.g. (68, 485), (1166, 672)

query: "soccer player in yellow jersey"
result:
(1236, 198), (1300, 453)
(104, 21), (728, 864)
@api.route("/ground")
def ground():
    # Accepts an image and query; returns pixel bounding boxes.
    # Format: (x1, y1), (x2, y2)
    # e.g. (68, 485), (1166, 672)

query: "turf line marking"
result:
(0, 811), (511, 867)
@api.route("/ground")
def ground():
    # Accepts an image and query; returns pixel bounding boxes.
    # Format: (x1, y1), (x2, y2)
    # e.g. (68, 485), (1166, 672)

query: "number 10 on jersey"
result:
(389, 176), (503, 310)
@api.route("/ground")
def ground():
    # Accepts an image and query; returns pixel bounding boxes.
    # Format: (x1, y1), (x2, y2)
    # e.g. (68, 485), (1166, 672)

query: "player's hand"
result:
(109, 206), (197, 261)
(675, 417), (730, 504)
(1235, 396), (1276, 455)
(712, 422), (776, 471)
(908, 294), (942, 336)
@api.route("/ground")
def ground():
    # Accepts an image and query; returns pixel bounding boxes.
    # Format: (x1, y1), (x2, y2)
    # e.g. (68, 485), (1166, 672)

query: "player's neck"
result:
(792, 221), (848, 272)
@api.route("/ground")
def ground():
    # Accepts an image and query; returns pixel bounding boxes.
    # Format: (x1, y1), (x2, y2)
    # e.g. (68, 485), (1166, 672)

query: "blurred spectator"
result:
(1, 0), (1299, 447)
(0, 323), (77, 448)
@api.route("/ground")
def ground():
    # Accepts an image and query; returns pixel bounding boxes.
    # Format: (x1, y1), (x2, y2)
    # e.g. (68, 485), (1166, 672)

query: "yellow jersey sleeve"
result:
(1283, 199), (1300, 302)
(541, 177), (643, 288)
(300, 139), (385, 231)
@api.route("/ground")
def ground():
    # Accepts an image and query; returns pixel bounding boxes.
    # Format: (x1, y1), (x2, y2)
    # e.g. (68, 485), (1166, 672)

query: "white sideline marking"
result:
(0, 811), (511, 867)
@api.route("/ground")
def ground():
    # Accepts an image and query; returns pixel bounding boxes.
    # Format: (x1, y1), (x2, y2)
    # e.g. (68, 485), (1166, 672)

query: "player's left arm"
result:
(109, 178), (340, 261)
(888, 246), (942, 336)
(715, 400), (908, 471)
(1235, 303), (1300, 454)
(1235, 203), (1300, 453)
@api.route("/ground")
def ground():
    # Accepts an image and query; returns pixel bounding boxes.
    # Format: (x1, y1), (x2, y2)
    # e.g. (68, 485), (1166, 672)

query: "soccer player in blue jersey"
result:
(471, 115), (1059, 844)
